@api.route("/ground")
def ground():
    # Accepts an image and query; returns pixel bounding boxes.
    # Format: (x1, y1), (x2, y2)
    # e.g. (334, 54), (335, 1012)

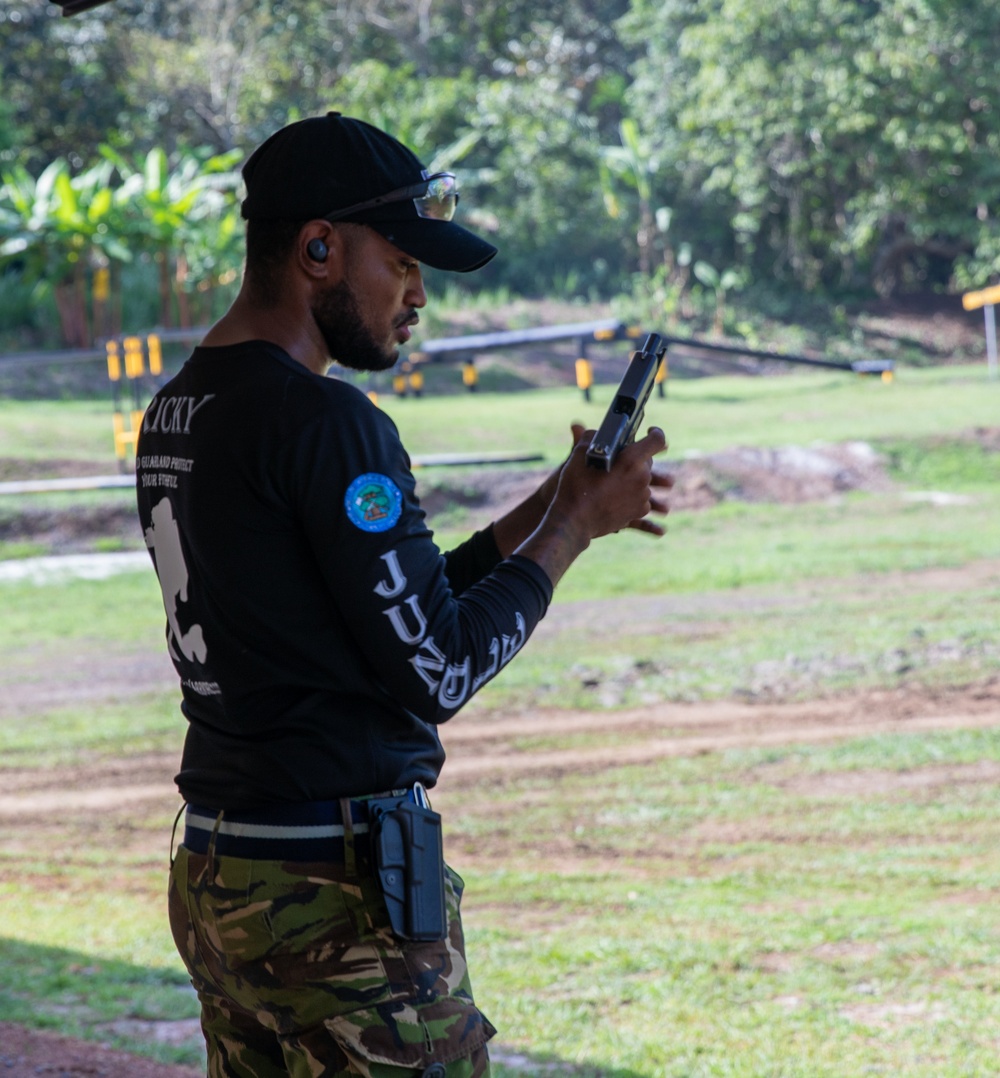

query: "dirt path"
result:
(0, 1022), (202, 1078)
(3, 682), (998, 814)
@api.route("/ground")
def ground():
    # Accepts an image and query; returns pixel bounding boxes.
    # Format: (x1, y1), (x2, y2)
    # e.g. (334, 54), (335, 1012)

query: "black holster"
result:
(370, 794), (447, 941)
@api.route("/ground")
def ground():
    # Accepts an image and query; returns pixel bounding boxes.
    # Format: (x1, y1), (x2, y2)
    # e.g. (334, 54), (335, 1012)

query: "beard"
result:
(311, 279), (399, 373)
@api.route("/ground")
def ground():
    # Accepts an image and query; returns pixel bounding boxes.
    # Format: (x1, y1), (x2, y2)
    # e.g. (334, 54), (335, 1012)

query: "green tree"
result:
(0, 1), (130, 172)
(0, 80), (21, 162)
(112, 0), (307, 153)
(622, 0), (1000, 294)
(466, 76), (621, 293)
(328, 61), (482, 166)
(328, 59), (628, 294)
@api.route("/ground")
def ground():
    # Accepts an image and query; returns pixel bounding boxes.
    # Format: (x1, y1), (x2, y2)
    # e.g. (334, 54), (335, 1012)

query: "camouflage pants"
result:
(168, 834), (495, 1077)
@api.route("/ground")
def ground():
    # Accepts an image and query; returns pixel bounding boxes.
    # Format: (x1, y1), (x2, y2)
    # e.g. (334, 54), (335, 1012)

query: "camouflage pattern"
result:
(169, 838), (495, 1077)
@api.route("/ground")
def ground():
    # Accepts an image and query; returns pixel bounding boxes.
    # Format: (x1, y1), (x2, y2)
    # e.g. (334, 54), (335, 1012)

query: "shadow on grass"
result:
(0, 936), (202, 1067)
(1, 937), (649, 1076)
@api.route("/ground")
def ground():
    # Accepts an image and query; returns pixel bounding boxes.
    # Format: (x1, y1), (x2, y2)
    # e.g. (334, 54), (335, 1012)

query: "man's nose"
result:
(407, 266), (427, 308)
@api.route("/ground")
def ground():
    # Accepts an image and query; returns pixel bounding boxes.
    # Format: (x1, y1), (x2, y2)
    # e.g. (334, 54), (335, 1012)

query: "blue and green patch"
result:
(345, 473), (403, 533)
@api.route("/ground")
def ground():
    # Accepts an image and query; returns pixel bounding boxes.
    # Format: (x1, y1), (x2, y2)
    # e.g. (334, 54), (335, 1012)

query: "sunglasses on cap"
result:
(323, 171), (459, 224)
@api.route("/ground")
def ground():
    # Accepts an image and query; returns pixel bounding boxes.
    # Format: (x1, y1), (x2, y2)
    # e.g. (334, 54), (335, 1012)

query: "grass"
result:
(4, 724), (1000, 1074)
(2, 362), (998, 468)
(2, 482), (997, 717)
(380, 364), (1000, 470)
(0, 939), (194, 1037)
(0, 694), (179, 768)
(0, 572), (160, 645)
(451, 731), (1000, 1077)
(0, 363), (998, 1073)
(0, 398), (120, 463)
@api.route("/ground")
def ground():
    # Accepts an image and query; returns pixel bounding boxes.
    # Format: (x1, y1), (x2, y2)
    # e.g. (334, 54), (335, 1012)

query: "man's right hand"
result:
(557, 425), (668, 537)
(516, 425), (669, 587)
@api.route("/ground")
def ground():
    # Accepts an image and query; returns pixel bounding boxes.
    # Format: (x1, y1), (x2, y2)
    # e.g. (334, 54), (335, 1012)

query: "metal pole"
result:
(985, 304), (998, 380)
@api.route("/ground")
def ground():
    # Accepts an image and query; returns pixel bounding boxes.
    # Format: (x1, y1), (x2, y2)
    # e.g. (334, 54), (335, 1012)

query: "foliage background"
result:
(1, 0), (999, 347)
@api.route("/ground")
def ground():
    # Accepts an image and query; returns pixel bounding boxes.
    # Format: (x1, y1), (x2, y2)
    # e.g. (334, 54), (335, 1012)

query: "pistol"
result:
(586, 333), (666, 471)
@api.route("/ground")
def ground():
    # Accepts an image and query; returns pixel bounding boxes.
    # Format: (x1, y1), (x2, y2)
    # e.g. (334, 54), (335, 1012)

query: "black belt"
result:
(182, 787), (427, 861)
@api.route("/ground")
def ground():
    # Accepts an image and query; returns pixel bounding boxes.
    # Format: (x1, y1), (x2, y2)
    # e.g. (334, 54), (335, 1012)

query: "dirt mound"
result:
(669, 440), (892, 508)
(419, 439), (895, 522)
(0, 458), (116, 481)
(0, 503), (143, 551)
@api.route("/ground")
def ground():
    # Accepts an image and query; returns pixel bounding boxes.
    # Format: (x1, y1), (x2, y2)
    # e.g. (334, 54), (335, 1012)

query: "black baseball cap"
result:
(240, 112), (498, 273)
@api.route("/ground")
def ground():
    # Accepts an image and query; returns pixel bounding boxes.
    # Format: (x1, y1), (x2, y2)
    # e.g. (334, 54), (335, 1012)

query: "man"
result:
(136, 111), (668, 1077)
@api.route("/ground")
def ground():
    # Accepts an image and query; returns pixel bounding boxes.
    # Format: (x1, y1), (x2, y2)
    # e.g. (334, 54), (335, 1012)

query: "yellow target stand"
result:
(577, 325), (656, 402)
(462, 359), (478, 392)
(106, 333), (163, 469)
(655, 348), (668, 396)
(393, 359), (427, 399)
(962, 283), (1000, 380)
(575, 358), (593, 402)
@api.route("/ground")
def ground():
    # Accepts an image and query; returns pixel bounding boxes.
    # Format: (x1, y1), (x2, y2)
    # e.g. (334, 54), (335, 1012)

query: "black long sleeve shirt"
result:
(135, 342), (552, 809)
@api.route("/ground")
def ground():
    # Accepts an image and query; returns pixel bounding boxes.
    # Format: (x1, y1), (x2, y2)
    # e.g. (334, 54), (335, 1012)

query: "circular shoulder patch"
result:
(344, 472), (403, 533)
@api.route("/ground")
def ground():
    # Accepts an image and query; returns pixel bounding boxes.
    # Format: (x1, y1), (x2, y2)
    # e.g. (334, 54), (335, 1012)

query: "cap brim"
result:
(365, 218), (497, 273)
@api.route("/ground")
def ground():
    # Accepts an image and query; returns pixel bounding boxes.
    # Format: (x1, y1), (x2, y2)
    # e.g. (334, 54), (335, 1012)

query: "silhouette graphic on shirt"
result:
(144, 497), (207, 664)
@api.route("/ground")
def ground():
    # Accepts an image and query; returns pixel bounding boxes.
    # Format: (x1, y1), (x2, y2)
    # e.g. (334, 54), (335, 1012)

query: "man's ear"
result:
(298, 223), (344, 279)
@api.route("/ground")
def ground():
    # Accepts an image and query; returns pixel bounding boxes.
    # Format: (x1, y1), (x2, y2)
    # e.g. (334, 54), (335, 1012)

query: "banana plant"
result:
(693, 260), (750, 335)
(599, 118), (663, 277)
(175, 191), (244, 327)
(102, 145), (242, 328)
(0, 158), (129, 346)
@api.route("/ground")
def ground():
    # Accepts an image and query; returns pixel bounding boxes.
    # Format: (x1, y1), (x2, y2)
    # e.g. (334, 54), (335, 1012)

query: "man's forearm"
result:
(512, 505), (591, 589)
(490, 478), (557, 558)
